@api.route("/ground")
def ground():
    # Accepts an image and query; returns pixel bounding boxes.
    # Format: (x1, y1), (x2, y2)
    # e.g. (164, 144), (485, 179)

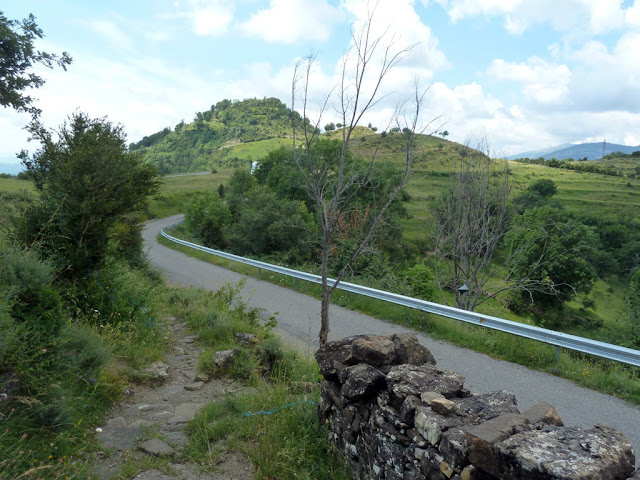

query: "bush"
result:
(184, 192), (232, 248)
(0, 246), (63, 339)
(403, 262), (437, 301)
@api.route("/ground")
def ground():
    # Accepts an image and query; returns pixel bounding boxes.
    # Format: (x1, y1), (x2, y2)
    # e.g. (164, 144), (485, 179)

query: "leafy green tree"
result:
(225, 168), (256, 215)
(228, 185), (316, 257)
(324, 122), (336, 132)
(0, 11), (72, 116)
(627, 271), (640, 346)
(19, 112), (159, 277)
(505, 205), (597, 309)
(512, 179), (559, 213)
(185, 192), (232, 248)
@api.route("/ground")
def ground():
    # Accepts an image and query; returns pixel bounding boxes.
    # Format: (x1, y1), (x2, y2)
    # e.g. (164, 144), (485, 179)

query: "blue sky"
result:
(2, 0), (640, 173)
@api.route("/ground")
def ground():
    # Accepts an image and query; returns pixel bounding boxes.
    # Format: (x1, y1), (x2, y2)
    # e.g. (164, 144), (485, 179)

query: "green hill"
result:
(130, 98), (309, 174)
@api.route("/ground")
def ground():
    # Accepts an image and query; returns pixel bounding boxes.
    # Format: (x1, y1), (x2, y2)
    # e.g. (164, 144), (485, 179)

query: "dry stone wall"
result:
(316, 333), (637, 480)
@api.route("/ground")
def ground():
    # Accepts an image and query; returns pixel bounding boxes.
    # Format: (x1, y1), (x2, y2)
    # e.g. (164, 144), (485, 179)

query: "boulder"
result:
(138, 438), (174, 457)
(391, 333), (436, 366)
(352, 335), (396, 367)
(315, 336), (358, 380)
(340, 364), (387, 402)
(454, 390), (519, 423)
(387, 364), (465, 400)
(495, 424), (635, 480)
(213, 349), (237, 370)
(522, 401), (563, 428)
(466, 413), (530, 475)
(142, 361), (170, 383)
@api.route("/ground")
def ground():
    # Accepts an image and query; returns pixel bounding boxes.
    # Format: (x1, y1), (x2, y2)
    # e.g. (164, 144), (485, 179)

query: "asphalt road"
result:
(144, 214), (640, 460)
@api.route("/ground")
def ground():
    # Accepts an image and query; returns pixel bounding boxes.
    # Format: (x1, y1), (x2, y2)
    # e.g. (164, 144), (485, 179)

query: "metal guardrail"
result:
(161, 226), (640, 368)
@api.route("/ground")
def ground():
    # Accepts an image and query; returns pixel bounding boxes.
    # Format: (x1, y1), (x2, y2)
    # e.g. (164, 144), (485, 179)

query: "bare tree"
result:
(432, 140), (594, 311)
(432, 139), (511, 311)
(291, 8), (436, 346)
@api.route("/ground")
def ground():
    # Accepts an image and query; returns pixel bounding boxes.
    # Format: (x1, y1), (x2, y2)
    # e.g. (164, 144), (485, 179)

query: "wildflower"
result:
(21, 433), (27, 439)
(0, 393), (6, 400)
(95, 427), (103, 433)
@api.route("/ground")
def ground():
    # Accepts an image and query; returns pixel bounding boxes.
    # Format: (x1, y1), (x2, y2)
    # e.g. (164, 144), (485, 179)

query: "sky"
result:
(2, 0), (640, 173)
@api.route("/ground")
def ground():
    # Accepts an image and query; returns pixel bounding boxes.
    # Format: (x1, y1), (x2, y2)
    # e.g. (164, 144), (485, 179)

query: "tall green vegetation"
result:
(129, 98), (310, 174)
(184, 169), (317, 260)
(18, 112), (159, 277)
(0, 10), (72, 116)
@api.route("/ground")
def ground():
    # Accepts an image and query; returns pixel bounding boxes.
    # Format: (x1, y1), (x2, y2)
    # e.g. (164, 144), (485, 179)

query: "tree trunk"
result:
(319, 234), (331, 347)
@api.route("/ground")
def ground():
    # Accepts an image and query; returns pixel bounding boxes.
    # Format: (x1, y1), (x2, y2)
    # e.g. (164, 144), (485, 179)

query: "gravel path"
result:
(144, 214), (640, 463)
(94, 318), (255, 480)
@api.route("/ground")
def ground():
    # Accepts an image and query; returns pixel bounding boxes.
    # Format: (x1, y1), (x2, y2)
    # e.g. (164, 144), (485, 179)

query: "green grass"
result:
(160, 283), (350, 480)
(224, 137), (292, 161)
(158, 230), (640, 404)
(148, 170), (234, 218)
(0, 176), (36, 194)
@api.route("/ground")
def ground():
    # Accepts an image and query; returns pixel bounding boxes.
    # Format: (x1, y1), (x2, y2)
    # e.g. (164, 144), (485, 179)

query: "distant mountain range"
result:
(506, 142), (640, 161)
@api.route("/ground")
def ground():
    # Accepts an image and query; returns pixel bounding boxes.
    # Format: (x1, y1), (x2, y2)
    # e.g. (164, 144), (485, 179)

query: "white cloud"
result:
(240, 0), (342, 43)
(183, 0), (235, 36)
(488, 57), (572, 105)
(438, 0), (628, 36)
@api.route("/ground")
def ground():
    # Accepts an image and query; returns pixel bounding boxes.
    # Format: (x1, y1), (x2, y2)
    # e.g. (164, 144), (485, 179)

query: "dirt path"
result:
(94, 317), (255, 480)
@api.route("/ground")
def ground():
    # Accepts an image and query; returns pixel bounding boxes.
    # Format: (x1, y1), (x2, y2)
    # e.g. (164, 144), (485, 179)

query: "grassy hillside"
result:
(131, 98), (308, 174)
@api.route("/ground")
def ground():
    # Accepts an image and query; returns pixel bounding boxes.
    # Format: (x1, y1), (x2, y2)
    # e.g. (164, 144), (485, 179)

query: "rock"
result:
(194, 373), (209, 382)
(422, 391), (446, 405)
(352, 335), (397, 367)
(415, 406), (462, 447)
(522, 401), (563, 428)
(213, 349), (237, 371)
(392, 333), (436, 366)
(138, 438), (174, 457)
(400, 395), (422, 424)
(168, 402), (205, 424)
(495, 424), (635, 480)
(142, 361), (170, 383)
(315, 336), (358, 380)
(466, 413), (530, 475)
(454, 390), (519, 423)
(133, 470), (174, 480)
(96, 417), (148, 451)
(440, 428), (470, 472)
(184, 381), (204, 391)
(235, 332), (257, 346)
(178, 335), (198, 344)
(340, 364), (387, 402)
(431, 398), (457, 415)
(387, 364), (465, 400)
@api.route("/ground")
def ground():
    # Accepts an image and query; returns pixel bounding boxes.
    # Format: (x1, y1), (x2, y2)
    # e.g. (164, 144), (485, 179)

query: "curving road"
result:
(144, 214), (640, 460)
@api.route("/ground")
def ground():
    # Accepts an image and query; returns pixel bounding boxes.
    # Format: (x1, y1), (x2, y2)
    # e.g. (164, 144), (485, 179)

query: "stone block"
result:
(352, 335), (397, 367)
(415, 405), (462, 447)
(391, 333), (436, 366)
(340, 364), (387, 402)
(387, 364), (465, 400)
(495, 424), (635, 480)
(466, 413), (530, 474)
(522, 401), (563, 427)
(432, 397), (457, 415)
(454, 390), (519, 423)
(440, 427), (470, 472)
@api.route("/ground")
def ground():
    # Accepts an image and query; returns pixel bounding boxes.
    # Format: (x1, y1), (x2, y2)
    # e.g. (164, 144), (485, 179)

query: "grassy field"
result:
(148, 170), (234, 218)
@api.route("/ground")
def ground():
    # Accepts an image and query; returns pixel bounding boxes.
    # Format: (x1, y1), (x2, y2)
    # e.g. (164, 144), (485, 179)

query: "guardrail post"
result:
(258, 267), (261, 278)
(554, 346), (561, 362)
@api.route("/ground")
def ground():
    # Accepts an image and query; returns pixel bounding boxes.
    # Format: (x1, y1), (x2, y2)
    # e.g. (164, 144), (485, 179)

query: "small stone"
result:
(235, 332), (258, 346)
(422, 391), (446, 405)
(184, 381), (204, 391)
(138, 438), (174, 457)
(522, 401), (563, 427)
(141, 361), (170, 383)
(194, 373), (209, 382)
(431, 398), (457, 415)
